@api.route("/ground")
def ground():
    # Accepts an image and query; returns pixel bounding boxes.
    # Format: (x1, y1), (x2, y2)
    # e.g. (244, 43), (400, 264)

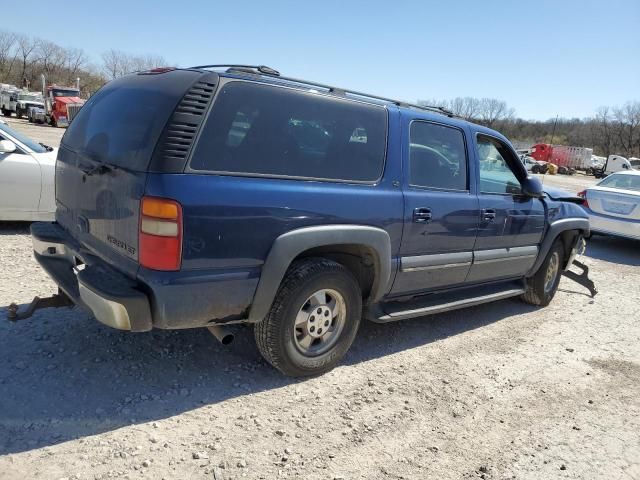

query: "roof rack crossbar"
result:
(189, 64), (457, 117)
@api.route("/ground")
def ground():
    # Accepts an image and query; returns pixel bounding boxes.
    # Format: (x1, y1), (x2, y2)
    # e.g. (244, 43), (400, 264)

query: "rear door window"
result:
(189, 82), (387, 182)
(409, 121), (468, 190)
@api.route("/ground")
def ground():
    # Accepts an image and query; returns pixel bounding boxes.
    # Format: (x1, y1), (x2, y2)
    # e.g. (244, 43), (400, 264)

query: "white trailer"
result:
(594, 155), (638, 178)
(0, 85), (19, 116)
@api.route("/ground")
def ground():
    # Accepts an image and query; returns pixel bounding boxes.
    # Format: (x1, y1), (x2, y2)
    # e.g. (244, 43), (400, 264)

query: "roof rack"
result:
(189, 64), (457, 118)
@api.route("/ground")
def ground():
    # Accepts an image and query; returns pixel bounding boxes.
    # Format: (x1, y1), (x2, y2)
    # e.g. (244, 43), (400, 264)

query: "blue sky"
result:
(15, 0), (640, 120)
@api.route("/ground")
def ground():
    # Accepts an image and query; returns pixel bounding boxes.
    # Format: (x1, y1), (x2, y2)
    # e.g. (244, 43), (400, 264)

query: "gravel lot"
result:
(0, 120), (638, 480)
(3, 117), (65, 149)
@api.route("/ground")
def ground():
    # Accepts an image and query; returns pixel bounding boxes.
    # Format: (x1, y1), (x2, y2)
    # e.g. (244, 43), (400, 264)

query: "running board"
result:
(370, 283), (525, 323)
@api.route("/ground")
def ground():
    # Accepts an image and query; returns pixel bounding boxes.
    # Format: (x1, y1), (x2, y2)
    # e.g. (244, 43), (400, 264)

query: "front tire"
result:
(255, 258), (362, 377)
(521, 240), (564, 306)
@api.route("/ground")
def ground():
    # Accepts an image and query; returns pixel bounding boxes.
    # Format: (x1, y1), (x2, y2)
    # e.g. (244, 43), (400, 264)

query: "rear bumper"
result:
(31, 222), (152, 331)
(586, 209), (640, 240)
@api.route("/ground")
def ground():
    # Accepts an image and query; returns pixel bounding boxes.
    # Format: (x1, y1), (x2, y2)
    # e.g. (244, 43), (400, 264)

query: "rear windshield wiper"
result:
(81, 162), (118, 177)
(39, 142), (53, 152)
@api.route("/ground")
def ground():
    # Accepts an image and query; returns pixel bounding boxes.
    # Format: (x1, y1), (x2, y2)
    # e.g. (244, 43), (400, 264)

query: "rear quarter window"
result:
(189, 82), (387, 182)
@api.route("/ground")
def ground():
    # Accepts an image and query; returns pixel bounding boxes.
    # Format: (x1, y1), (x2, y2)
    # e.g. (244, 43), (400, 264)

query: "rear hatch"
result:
(587, 187), (640, 220)
(56, 69), (213, 276)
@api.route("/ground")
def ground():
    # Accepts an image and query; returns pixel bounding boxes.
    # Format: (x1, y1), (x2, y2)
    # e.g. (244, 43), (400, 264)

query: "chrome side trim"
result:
(78, 283), (132, 331)
(473, 246), (538, 264)
(401, 252), (473, 272)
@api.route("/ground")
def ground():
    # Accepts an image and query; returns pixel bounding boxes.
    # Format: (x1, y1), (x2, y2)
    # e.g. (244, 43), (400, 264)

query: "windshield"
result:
(0, 122), (47, 153)
(630, 159), (640, 168)
(52, 89), (79, 98)
(598, 174), (640, 192)
(18, 94), (42, 102)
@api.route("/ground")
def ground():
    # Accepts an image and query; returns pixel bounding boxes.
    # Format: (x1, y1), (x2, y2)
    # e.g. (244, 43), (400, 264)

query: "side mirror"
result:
(0, 139), (16, 154)
(521, 175), (544, 198)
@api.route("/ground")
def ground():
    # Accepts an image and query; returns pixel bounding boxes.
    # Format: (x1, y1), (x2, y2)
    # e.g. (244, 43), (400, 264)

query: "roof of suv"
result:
(186, 65), (483, 131)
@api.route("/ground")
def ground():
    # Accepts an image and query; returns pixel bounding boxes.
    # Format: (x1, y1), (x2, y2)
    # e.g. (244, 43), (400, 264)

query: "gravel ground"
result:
(535, 173), (598, 195)
(0, 120), (638, 480)
(3, 117), (65, 149)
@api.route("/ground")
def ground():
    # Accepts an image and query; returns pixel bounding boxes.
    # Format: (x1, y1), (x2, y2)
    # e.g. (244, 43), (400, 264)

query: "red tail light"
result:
(577, 190), (590, 209)
(139, 197), (182, 271)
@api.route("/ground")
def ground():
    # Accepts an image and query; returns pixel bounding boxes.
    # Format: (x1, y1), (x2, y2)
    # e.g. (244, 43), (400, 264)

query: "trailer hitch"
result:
(7, 290), (74, 321)
(563, 259), (598, 298)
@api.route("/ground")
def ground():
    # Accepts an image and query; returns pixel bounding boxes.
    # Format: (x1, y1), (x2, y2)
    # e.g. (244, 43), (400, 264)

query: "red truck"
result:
(530, 143), (594, 174)
(42, 83), (85, 127)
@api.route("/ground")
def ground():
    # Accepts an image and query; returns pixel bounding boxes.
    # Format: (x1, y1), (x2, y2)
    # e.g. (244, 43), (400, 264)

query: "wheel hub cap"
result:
(306, 305), (333, 338)
(293, 289), (346, 356)
(544, 252), (560, 293)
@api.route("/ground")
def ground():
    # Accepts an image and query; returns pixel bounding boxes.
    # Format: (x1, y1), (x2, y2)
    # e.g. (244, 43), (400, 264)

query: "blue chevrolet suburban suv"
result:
(25, 65), (589, 376)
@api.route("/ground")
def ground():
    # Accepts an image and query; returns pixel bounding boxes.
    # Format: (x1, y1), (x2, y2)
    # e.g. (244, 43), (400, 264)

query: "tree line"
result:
(0, 30), (167, 97)
(419, 97), (640, 158)
(1, 30), (637, 158)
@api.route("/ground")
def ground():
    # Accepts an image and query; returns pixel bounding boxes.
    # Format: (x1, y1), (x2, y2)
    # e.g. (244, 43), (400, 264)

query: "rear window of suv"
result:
(62, 80), (185, 171)
(189, 82), (387, 182)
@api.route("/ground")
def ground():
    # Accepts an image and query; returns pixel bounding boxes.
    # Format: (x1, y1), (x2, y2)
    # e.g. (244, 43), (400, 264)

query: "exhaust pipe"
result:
(207, 325), (234, 345)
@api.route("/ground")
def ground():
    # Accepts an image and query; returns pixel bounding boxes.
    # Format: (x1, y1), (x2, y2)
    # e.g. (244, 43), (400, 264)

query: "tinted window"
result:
(409, 122), (467, 190)
(190, 82), (387, 182)
(477, 135), (522, 194)
(62, 84), (180, 170)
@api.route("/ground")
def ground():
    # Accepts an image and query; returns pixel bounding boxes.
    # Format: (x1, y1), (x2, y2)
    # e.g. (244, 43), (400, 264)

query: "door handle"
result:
(413, 207), (432, 223)
(482, 208), (496, 221)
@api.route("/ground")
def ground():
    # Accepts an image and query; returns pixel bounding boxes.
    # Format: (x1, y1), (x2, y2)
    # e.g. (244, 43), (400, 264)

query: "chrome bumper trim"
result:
(78, 283), (132, 331)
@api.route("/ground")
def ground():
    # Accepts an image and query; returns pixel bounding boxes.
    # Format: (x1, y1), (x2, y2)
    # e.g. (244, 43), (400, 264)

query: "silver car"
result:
(579, 171), (640, 240)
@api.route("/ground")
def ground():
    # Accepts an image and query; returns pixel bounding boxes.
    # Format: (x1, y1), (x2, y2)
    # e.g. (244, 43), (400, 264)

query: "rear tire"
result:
(521, 240), (564, 306)
(254, 258), (362, 377)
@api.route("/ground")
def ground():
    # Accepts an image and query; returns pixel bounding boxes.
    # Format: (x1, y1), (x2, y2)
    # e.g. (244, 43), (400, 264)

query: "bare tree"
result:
(593, 106), (614, 157)
(449, 97), (481, 120)
(37, 39), (68, 85)
(612, 102), (640, 157)
(63, 47), (88, 85)
(16, 34), (37, 88)
(477, 98), (514, 128)
(0, 30), (17, 82)
(129, 53), (167, 72)
(102, 50), (167, 79)
(102, 49), (130, 79)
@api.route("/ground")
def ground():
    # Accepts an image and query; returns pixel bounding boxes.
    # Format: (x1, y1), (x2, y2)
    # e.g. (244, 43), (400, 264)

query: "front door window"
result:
(477, 135), (522, 195)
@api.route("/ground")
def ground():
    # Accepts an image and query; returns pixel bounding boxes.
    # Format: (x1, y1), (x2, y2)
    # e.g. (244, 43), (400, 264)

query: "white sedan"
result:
(0, 122), (57, 221)
(579, 171), (640, 240)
